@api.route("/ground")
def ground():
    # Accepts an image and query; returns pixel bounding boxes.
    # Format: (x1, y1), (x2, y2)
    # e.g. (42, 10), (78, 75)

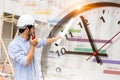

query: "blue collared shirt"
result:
(8, 36), (46, 80)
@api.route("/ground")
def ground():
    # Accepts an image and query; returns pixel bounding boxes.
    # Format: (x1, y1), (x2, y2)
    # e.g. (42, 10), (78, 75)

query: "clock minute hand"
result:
(87, 31), (120, 60)
(80, 15), (102, 64)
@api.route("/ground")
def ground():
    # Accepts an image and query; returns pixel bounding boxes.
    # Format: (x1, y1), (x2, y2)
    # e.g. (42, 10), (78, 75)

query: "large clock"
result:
(41, 0), (120, 80)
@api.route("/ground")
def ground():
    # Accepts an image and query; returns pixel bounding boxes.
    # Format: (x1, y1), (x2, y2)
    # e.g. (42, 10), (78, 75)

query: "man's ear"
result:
(25, 27), (29, 32)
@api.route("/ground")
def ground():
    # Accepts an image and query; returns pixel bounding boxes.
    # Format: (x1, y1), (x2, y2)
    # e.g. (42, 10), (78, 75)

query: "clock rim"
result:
(41, 1), (120, 78)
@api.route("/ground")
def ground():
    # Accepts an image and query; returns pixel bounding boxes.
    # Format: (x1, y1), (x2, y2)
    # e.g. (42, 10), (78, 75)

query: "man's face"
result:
(29, 26), (35, 36)
(27, 26), (35, 41)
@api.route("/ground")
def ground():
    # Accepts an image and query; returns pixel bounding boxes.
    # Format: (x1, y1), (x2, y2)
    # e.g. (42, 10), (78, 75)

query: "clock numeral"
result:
(55, 48), (66, 57)
(79, 15), (89, 26)
(100, 16), (105, 23)
(118, 21), (120, 24)
(78, 22), (83, 28)
(84, 19), (89, 26)
(69, 31), (73, 37)
(60, 47), (66, 55)
(56, 50), (60, 57)
(65, 31), (73, 39)
(56, 47), (66, 57)
(65, 34), (68, 39)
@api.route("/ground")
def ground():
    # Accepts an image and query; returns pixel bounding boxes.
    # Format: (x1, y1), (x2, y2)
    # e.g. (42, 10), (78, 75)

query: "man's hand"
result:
(53, 35), (63, 41)
(30, 36), (38, 46)
(46, 35), (62, 44)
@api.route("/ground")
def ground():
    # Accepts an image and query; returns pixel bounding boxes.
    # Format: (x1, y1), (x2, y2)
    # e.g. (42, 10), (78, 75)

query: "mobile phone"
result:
(32, 35), (35, 40)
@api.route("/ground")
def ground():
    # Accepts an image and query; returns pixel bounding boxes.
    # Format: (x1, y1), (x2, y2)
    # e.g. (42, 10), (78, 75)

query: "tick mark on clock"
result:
(88, 12), (91, 15)
(112, 11), (114, 14)
(117, 11), (119, 15)
(103, 10), (105, 14)
(98, 10), (100, 13)
(93, 11), (96, 14)
(118, 21), (120, 24)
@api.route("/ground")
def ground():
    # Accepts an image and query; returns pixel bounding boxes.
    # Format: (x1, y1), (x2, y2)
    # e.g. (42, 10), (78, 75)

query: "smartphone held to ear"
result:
(31, 32), (35, 40)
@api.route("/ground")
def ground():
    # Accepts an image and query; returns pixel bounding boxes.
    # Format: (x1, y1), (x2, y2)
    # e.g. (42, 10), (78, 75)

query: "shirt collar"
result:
(17, 36), (27, 42)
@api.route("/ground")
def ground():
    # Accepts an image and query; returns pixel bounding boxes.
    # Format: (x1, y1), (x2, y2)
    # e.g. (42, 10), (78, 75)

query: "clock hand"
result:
(66, 51), (107, 56)
(87, 31), (120, 60)
(60, 47), (108, 57)
(80, 15), (102, 64)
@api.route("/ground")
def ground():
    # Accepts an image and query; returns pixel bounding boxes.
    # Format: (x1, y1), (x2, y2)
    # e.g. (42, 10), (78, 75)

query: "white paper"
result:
(55, 18), (75, 46)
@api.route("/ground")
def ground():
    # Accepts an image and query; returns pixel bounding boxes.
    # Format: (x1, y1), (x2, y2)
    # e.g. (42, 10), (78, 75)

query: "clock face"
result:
(41, 1), (120, 80)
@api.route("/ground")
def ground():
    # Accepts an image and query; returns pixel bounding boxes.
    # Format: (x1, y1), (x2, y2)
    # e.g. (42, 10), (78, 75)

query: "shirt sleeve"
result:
(8, 44), (27, 66)
(36, 38), (46, 48)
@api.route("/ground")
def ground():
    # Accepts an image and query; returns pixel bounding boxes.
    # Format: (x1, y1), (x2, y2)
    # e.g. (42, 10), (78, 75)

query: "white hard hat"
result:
(17, 14), (36, 29)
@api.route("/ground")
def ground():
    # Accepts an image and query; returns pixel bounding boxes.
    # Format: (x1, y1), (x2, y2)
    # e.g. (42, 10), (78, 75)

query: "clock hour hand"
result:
(80, 15), (102, 64)
(59, 47), (108, 57)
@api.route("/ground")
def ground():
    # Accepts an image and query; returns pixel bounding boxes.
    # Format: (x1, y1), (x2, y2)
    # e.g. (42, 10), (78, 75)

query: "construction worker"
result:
(8, 14), (61, 80)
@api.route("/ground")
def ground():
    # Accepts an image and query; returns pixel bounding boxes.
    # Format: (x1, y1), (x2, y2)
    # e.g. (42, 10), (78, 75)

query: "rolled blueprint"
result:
(55, 18), (75, 46)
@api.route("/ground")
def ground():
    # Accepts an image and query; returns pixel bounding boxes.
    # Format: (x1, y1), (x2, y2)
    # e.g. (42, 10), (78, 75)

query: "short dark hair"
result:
(19, 25), (34, 33)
